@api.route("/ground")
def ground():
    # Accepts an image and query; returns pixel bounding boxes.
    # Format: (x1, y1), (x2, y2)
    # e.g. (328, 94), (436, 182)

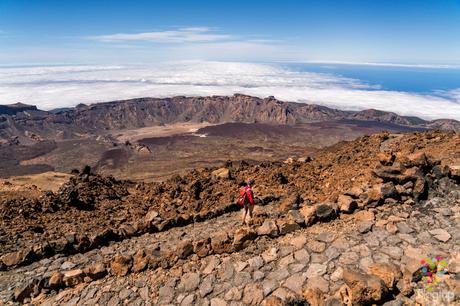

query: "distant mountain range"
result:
(1, 94), (459, 141)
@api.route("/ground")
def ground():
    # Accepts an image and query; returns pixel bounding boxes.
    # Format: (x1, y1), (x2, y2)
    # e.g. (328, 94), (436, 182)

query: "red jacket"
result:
(244, 185), (255, 205)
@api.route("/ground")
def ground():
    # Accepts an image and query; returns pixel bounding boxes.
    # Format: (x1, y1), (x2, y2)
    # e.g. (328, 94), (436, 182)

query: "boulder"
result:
(211, 168), (230, 179)
(14, 281), (37, 303)
(380, 182), (398, 199)
(256, 220), (279, 237)
(278, 193), (300, 212)
(193, 238), (212, 257)
(63, 269), (84, 286)
(287, 209), (305, 225)
(176, 239), (194, 259)
(338, 195), (357, 213)
(233, 228), (258, 251)
(354, 210), (375, 222)
(144, 210), (159, 223)
(1, 248), (34, 267)
(402, 152), (427, 168)
(377, 152), (395, 166)
(132, 250), (149, 272)
(111, 254), (133, 276)
(367, 262), (402, 289)
(276, 220), (301, 235)
(83, 262), (107, 281)
(48, 271), (63, 288)
(315, 203), (336, 221)
(299, 205), (317, 225)
(211, 231), (233, 254)
(340, 269), (389, 305)
(449, 165), (460, 179)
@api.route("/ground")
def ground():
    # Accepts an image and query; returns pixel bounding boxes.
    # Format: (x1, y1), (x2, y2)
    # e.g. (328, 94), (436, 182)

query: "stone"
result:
(354, 210), (375, 221)
(224, 287), (242, 301)
(287, 209), (305, 225)
(315, 203), (336, 221)
(119, 288), (132, 300)
(111, 254), (132, 276)
(404, 152), (427, 167)
(341, 269), (389, 305)
(181, 294), (196, 306)
(14, 281), (36, 303)
(210, 297), (228, 306)
(60, 261), (76, 270)
(262, 247), (279, 263)
(132, 250), (149, 272)
(176, 239), (194, 259)
(276, 220), (301, 235)
(211, 232), (233, 254)
(83, 262), (107, 281)
(299, 205), (317, 226)
(449, 165), (460, 178)
(367, 262), (402, 289)
(279, 254), (295, 268)
(247, 256), (264, 271)
(316, 232), (336, 243)
(338, 194), (357, 213)
(339, 251), (360, 265)
(48, 271), (63, 288)
(144, 210), (159, 223)
(242, 283), (264, 305)
(293, 249), (310, 264)
(289, 235), (307, 250)
(357, 220), (374, 233)
(256, 220), (279, 237)
(306, 263), (327, 278)
(180, 272), (201, 292)
(218, 259), (235, 281)
(283, 273), (307, 294)
(1, 249), (33, 267)
(194, 238), (212, 257)
(203, 256), (220, 274)
(308, 240), (326, 253)
(386, 222), (398, 234)
(233, 228), (257, 250)
(331, 267), (344, 282)
(139, 286), (149, 300)
(63, 269), (84, 286)
(306, 276), (330, 293)
(380, 246), (403, 260)
(199, 274), (215, 297)
(429, 228), (451, 242)
(211, 168), (230, 179)
(261, 296), (284, 306)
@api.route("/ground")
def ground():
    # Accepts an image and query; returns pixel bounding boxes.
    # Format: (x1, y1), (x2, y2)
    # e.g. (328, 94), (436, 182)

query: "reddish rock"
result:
(176, 239), (194, 259)
(367, 262), (402, 289)
(276, 219), (301, 235)
(233, 228), (258, 251)
(1, 249), (33, 267)
(111, 254), (133, 276)
(193, 238), (212, 257)
(48, 271), (63, 288)
(299, 205), (317, 226)
(63, 269), (84, 286)
(211, 231), (233, 254)
(256, 220), (279, 237)
(341, 268), (389, 305)
(83, 262), (107, 281)
(337, 194), (357, 213)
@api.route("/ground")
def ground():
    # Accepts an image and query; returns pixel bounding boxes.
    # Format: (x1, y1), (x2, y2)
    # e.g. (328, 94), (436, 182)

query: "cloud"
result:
(89, 27), (233, 43)
(0, 61), (459, 120)
(303, 60), (459, 69)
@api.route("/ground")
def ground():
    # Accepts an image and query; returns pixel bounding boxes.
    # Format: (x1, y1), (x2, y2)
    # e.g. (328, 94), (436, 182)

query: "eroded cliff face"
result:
(1, 94), (458, 142)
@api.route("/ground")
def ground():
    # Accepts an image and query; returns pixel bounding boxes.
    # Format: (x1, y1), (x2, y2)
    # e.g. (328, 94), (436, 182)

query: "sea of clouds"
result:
(0, 61), (459, 120)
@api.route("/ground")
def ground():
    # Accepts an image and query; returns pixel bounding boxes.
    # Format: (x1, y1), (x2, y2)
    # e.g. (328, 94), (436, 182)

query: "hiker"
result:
(238, 179), (255, 225)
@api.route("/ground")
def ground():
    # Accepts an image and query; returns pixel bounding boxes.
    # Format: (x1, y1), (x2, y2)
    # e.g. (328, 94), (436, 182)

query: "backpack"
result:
(237, 187), (248, 206)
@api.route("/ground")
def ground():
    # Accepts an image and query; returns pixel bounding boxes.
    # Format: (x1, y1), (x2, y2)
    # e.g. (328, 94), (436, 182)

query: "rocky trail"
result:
(1, 130), (460, 305)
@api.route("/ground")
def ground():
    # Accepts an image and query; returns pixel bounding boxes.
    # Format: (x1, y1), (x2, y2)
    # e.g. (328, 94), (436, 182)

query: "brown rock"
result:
(338, 195), (357, 213)
(211, 168), (230, 179)
(377, 152), (395, 166)
(303, 288), (326, 306)
(144, 210), (159, 223)
(63, 269), (84, 286)
(83, 262), (107, 281)
(256, 220), (279, 237)
(211, 231), (233, 254)
(276, 219), (301, 235)
(176, 239), (194, 259)
(278, 193), (301, 212)
(242, 283), (264, 305)
(287, 209), (305, 225)
(403, 152), (427, 168)
(233, 228), (257, 251)
(449, 165), (460, 178)
(261, 295), (284, 306)
(367, 262), (402, 289)
(1, 249), (33, 267)
(341, 269), (389, 305)
(132, 250), (149, 272)
(354, 210), (375, 222)
(299, 205), (317, 226)
(48, 271), (63, 288)
(111, 254), (132, 276)
(193, 238), (212, 257)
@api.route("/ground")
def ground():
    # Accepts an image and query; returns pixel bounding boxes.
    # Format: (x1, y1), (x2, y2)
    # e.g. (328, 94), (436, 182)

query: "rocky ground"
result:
(0, 130), (460, 305)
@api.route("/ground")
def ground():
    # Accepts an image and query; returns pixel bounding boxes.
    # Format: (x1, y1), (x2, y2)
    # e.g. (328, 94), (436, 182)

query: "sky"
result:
(1, 0), (460, 64)
(0, 1), (460, 120)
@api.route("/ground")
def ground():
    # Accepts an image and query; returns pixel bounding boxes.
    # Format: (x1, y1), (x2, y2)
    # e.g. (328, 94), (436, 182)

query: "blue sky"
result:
(1, 0), (460, 64)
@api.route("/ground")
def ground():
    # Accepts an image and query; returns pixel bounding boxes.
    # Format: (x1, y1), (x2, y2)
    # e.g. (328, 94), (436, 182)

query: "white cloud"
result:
(89, 27), (233, 43)
(0, 61), (459, 120)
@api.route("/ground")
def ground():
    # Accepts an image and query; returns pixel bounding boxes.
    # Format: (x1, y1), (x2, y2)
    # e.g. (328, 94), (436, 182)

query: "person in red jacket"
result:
(242, 179), (255, 225)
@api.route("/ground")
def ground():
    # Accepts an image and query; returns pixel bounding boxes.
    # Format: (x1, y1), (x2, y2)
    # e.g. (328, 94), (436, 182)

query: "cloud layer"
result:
(0, 61), (459, 120)
(89, 27), (233, 43)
